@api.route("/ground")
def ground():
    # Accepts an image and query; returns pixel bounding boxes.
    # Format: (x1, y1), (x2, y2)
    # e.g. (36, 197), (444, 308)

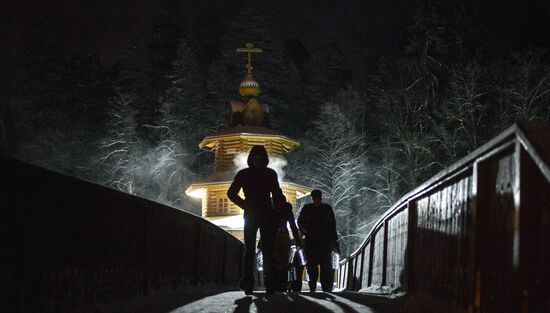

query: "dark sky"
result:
(2, 1), (166, 68)
(2, 0), (550, 76)
(1, 0), (413, 71)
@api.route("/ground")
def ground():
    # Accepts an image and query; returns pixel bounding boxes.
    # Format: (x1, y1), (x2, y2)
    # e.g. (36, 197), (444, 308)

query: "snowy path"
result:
(164, 291), (401, 313)
(75, 289), (404, 313)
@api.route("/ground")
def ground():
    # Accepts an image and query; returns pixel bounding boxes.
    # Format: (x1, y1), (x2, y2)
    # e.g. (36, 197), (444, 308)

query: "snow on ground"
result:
(167, 291), (398, 313)
(71, 287), (403, 313)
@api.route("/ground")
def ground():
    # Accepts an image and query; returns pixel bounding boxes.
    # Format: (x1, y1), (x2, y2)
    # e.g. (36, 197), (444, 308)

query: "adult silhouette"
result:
(298, 190), (339, 292)
(227, 145), (286, 295)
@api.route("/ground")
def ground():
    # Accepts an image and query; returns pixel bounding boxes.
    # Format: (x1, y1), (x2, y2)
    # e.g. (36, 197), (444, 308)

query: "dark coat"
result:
(297, 203), (337, 249)
(227, 146), (286, 221)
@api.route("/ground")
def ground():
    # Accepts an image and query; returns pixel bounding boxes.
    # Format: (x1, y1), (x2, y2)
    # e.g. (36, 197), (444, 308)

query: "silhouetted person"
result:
(298, 189), (339, 292)
(271, 202), (301, 292)
(227, 145), (286, 295)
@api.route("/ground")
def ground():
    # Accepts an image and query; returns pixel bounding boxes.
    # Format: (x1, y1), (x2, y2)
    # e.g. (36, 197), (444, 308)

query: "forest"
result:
(2, 0), (549, 255)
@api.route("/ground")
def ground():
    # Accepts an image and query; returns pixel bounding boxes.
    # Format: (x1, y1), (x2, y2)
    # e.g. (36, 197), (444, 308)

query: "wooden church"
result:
(186, 43), (311, 240)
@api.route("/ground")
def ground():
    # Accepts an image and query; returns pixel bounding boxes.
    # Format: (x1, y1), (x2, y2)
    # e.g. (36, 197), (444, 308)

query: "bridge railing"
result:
(336, 122), (550, 313)
(0, 157), (244, 313)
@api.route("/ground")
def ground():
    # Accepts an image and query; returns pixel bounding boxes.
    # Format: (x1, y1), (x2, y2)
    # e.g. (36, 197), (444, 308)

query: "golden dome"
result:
(239, 73), (260, 97)
(243, 98), (264, 126)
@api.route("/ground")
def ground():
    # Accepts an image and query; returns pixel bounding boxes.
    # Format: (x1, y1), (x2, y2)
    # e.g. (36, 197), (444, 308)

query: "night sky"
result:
(3, 0), (550, 71)
(2, 0), (165, 69)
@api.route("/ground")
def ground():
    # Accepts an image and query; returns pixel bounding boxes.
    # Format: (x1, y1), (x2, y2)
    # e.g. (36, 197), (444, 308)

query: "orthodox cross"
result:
(236, 42), (263, 73)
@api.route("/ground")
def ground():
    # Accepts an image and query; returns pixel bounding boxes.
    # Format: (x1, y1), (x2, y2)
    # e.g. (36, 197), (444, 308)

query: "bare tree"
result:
(434, 62), (487, 162)
(363, 141), (403, 211)
(98, 89), (142, 195)
(506, 50), (550, 122)
(301, 102), (366, 255)
(150, 38), (203, 213)
(146, 95), (197, 213)
(376, 89), (440, 192)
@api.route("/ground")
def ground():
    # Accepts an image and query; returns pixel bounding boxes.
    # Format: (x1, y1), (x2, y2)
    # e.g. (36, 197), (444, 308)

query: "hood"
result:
(247, 145), (269, 167)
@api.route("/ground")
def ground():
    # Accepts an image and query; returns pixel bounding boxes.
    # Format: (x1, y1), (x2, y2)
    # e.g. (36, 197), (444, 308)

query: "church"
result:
(186, 43), (311, 241)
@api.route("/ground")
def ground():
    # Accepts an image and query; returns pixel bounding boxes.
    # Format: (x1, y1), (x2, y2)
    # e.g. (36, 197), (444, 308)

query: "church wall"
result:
(201, 183), (303, 219)
(213, 136), (291, 171)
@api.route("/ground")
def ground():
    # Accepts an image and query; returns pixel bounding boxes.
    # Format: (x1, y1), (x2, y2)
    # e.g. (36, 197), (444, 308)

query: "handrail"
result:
(0, 157), (244, 312)
(344, 122), (548, 261)
(336, 121), (550, 313)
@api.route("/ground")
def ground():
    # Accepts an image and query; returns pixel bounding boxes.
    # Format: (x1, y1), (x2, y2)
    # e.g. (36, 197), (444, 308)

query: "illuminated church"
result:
(186, 43), (311, 240)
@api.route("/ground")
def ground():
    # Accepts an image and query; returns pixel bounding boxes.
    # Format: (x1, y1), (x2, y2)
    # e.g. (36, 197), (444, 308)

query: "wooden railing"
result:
(336, 122), (550, 313)
(0, 157), (244, 313)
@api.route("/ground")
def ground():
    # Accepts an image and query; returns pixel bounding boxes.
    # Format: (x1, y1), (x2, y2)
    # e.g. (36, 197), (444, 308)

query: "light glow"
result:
(186, 188), (206, 198)
(233, 151), (287, 183)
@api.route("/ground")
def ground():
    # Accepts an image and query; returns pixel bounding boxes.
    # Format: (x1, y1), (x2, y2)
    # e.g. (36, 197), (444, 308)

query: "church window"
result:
(218, 197), (229, 214)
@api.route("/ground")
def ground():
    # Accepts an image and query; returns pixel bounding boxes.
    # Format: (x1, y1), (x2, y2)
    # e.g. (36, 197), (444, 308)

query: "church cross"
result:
(236, 42), (263, 73)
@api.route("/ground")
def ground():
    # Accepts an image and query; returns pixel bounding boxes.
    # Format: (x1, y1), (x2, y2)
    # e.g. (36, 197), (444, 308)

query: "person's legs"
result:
(259, 221), (276, 294)
(306, 261), (319, 292)
(288, 263), (303, 292)
(305, 243), (320, 292)
(294, 265), (304, 292)
(320, 252), (334, 292)
(241, 218), (258, 294)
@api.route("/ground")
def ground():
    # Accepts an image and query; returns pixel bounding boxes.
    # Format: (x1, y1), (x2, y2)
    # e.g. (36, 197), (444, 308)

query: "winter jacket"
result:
(227, 146), (286, 221)
(297, 203), (338, 247)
